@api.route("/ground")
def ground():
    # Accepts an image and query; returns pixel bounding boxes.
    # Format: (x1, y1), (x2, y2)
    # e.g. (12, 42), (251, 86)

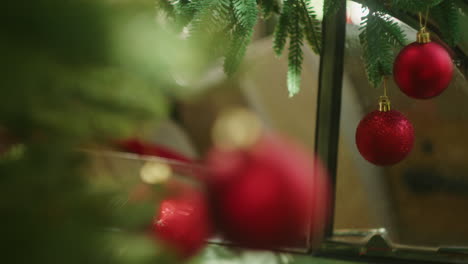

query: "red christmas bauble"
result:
(152, 188), (212, 258)
(117, 138), (194, 163)
(394, 41), (453, 99)
(205, 134), (330, 249)
(356, 110), (414, 166)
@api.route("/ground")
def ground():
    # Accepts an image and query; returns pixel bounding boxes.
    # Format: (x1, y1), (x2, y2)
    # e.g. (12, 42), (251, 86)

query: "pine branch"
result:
(359, 0), (388, 13)
(287, 3), (304, 97)
(232, 0), (258, 29)
(189, 0), (231, 36)
(323, 0), (343, 16)
(188, 0), (214, 34)
(377, 13), (407, 47)
(224, 0), (258, 75)
(431, 0), (460, 46)
(456, 0), (468, 15)
(224, 26), (254, 74)
(155, 0), (176, 18)
(299, 0), (321, 54)
(359, 12), (403, 87)
(258, 0), (280, 19)
(172, 0), (198, 29)
(391, 0), (444, 12)
(273, 0), (291, 56)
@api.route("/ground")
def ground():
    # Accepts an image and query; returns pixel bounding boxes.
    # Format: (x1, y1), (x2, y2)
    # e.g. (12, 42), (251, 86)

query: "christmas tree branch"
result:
(273, 0), (291, 56)
(359, 11), (405, 87)
(300, 0), (322, 54)
(431, 0), (460, 47)
(391, 0), (444, 12)
(224, 0), (258, 75)
(287, 1), (304, 97)
(258, 0), (281, 18)
(157, 0), (466, 94)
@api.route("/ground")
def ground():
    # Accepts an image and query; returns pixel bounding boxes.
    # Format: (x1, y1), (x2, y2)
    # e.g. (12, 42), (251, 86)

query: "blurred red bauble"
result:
(205, 134), (330, 249)
(394, 41), (453, 99)
(117, 138), (194, 163)
(356, 110), (414, 166)
(152, 188), (212, 258)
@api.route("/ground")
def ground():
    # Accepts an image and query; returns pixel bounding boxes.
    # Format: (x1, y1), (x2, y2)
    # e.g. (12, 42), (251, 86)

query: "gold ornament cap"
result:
(378, 96), (391, 112)
(417, 27), (431, 44)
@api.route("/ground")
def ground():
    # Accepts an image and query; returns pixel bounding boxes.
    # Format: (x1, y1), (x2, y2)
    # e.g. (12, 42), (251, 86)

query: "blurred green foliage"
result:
(193, 245), (358, 264)
(0, 0), (211, 263)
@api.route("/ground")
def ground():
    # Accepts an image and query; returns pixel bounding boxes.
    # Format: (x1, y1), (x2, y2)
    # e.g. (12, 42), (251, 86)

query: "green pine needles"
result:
(287, 1), (304, 97)
(158, 0), (321, 96)
(273, 0), (291, 56)
(274, 0), (321, 96)
(156, 0), (463, 95)
(392, 0), (444, 12)
(359, 11), (407, 87)
(431, 0), (460, 47)
(225, 0), (258, 75)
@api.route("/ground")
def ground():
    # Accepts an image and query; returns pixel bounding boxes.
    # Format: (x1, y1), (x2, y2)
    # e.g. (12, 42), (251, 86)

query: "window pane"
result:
(335, 3), (468, 246)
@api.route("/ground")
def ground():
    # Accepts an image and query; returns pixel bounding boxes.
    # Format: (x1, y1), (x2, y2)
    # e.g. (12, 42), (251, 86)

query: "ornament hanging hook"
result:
(417, 8), (431, 43)
(418, 8), (430, 30)
(424, 7), (430, 29)
(418, 12), (423, 29)
(378, 77), (391, 112)
(383, 76), (388, 97)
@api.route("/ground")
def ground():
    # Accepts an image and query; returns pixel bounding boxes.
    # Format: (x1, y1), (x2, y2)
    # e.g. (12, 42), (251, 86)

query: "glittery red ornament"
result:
(394, 41), (453, 99)
(152, 188), (212, 258)
(356, 110), (414, 166)
(205, 134), (330, 249)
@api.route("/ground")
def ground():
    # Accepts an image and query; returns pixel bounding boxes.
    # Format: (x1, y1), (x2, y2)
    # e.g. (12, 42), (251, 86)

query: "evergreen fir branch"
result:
(431, 0), (460, 46)
(456, 0), (468, 15)
(376, 12), (407, 47)
(391, 0), (444, 12)
(258, 0), (280, 19)
(299, 0), (321, 54)
(217, 0), (234, 25)
(186, 0), (234, 67)
(174, 0), (193, 12)
(172, 0), (198, 28)
(189, 0), (231, 36)
(273, 0), (291, 56)
(188, 0), (215, 34)
(155, 0), (176, 18)
(359, 13), (397, 87)
(190, 0), (210, 13)
(324, 0), (343, 16)
(287, 4), (304, 97)
(216, 4), (237, 56)
(232, 0), (258, 29)
(224, 26), (254, 74)
(360, 0), (388, 13)
(224, 0), (258, 75)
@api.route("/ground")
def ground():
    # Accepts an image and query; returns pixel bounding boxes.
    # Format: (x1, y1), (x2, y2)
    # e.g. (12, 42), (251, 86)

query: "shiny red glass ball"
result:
(205, 134), (330, 249)
(152, 189), (211, 258)
(394, 41), (453, 99)
(356, 110), (414, 166)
